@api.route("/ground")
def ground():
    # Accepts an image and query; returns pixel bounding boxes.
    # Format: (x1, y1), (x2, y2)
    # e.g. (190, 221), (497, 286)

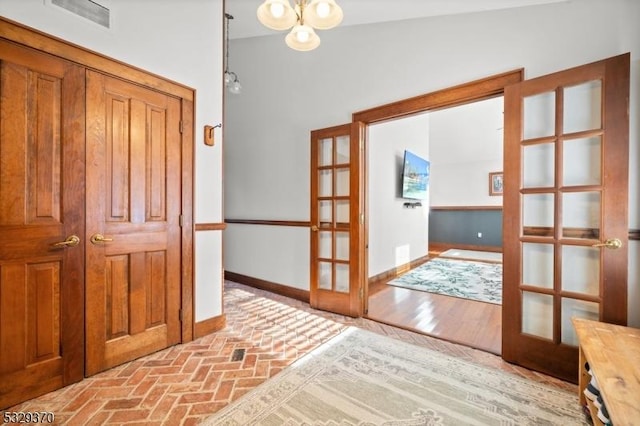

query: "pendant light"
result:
(224, 13), (241, 94)
(257, 0), (343, 52)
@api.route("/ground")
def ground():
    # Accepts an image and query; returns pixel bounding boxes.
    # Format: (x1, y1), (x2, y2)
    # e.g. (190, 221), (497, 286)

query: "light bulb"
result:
(229, 80), (242, 94)
(315, 1), (330, 18)
(270, 2), (284, 18)
(296, 29), (310, 43)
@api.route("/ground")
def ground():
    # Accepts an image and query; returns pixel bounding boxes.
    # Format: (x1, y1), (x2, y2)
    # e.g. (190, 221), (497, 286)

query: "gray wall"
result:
(223, 0), (640, 325)
(429, 210), (503, 248)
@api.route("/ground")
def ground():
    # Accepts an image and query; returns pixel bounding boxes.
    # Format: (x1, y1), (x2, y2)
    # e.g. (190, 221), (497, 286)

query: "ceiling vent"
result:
(51, 0), (110, 28)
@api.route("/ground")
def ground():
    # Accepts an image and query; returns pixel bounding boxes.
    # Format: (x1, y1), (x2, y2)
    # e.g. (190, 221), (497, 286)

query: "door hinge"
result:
(359, 287), (364, 300)
(179, 215), (184, 227)
(179, 309), (183, 322)
(179, 121), (184, 134)
(360, 213), (365, 225)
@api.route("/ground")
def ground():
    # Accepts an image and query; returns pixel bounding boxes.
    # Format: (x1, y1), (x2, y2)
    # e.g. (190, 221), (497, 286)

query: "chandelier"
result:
(224, 13), (242, 94)
(257, 0), (343, 51)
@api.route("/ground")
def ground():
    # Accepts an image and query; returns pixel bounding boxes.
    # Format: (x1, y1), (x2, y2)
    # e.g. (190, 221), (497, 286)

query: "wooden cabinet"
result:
(572, 318), (640, 426)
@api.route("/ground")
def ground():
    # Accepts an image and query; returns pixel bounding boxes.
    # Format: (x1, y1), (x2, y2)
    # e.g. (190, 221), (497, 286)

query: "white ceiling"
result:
(225, 0), (570, 40)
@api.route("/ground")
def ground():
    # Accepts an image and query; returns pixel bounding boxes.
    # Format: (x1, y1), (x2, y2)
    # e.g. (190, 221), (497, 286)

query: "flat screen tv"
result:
(401, 150), (430, 200)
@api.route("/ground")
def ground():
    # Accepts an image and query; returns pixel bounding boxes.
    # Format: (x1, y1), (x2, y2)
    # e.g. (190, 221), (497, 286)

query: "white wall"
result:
(0, 0), (225, 322)
(224, 0), (640, 326)
(429, 97), (504, 207)
(368, 114), (430, 277)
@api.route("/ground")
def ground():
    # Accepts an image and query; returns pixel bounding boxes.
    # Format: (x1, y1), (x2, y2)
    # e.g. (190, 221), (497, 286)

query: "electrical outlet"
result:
(477, 232), (482, 238)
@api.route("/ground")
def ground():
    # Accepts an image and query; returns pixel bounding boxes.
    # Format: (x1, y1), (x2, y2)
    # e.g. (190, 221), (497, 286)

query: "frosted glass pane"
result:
(561, 246), (599, 296)
(562, 192), (600, 239)
(319, 138), (332, 166)
(561, 298), (599, 345)
(523, 143), (555, 188)
(563, 80), (602, 134)
(319, 170), (332, 197)
(336, 135), (350, 164)
(524, 91), (556, 139)
(319, 262), (332, 290)
(319, 231), (332, 259)
(523, 243), (554, 288)
(335, 264), (349, 293)
(522, 292), (553, 340)
(563, 137), (601, 186)
(336, 167), (349, 196)
(336, 232), (349, 260)
(336, 200), (349, 227)
(319, 200), (332, 228)
(523, 194), (554, 234)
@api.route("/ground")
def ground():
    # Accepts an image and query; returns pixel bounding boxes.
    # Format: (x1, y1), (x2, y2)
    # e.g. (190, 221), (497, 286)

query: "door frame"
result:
(352, 69), (524, 315)
(0, 18), (196, 342)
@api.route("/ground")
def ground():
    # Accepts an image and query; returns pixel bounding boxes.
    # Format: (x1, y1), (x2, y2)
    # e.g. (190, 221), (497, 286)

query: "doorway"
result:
(365, 96), (505, 355)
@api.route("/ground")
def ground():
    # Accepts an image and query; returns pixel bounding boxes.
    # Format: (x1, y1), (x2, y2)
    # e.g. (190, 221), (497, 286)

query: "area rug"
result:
(388, 258), (502, 304)
(203, 327), (586, 425)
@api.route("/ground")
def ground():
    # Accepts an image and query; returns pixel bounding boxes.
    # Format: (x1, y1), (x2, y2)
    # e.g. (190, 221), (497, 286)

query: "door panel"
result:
(85, 71), (181, 375)
(310, 122), (365, 317)
(503, 53), (629, 382)
(0, 43), (85, 408)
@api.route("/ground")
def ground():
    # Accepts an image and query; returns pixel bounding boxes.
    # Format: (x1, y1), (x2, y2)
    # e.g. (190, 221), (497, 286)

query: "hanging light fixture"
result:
(257, 0), (343, 51)
(224, 13), (242, 94)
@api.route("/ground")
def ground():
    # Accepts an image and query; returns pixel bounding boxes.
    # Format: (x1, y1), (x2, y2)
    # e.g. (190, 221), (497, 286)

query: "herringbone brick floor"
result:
(3, 281), (576, 425)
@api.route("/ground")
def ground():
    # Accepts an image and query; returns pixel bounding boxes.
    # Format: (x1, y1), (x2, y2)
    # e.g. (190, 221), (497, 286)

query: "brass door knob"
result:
(90, 233), (113, 244)
(53, 235), (80, 248)
(592, 238), (622, 249)
(311, 225), (319, 232)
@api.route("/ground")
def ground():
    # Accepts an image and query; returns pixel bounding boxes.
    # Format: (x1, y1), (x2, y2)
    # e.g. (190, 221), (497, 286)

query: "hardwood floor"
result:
(366, 255), (502, 355)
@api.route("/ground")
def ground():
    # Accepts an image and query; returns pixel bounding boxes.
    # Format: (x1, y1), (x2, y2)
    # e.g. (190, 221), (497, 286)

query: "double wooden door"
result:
(0, 42), (183, 408)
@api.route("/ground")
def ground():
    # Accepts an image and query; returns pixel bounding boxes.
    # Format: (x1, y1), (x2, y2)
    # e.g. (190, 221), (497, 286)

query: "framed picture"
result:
(489, 172), (503, 196)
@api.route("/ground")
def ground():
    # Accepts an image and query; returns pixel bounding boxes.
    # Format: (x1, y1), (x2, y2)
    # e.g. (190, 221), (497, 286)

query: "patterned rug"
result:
(388, 258), (502, 304)
(203, 327), (586, 425)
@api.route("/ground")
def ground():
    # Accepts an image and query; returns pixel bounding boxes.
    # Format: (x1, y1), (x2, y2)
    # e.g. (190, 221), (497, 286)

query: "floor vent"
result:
(231, 348), (246, 362)
(51, 0), (110, 28)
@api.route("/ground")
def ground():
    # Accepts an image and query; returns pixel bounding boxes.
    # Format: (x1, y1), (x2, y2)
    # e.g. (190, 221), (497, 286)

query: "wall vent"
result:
(51, 0), (110, 28)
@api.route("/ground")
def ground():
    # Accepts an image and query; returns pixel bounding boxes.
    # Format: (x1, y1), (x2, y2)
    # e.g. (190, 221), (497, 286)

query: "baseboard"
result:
(225, 271), (310, 303)
(368, 253), (431, 287)
(194, 314), (226, 339)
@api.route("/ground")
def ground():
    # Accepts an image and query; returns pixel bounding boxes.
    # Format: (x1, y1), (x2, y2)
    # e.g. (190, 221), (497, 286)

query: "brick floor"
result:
(3, 281), (576, 425)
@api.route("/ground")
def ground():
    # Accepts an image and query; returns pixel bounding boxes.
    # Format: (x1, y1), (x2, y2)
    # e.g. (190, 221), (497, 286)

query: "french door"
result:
(310, 122), (366, 317)
(502, 53), (629, 382)
(85, 71), (182, 375)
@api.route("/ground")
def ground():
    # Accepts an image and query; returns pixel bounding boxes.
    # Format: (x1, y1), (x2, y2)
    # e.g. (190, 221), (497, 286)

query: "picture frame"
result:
(489, 172), (504, 196)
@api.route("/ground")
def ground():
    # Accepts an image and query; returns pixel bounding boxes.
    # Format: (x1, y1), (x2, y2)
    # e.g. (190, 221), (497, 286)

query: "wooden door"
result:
(0, 41), (85, 408)
(502, 53), (629, 382)
(310, 122), (366, 317)
(85, 71), (182, 375)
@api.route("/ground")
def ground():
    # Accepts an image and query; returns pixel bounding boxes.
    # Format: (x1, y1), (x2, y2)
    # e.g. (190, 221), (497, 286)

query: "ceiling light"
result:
(257, 0), (343, 51)
(224, 13), (241, 94)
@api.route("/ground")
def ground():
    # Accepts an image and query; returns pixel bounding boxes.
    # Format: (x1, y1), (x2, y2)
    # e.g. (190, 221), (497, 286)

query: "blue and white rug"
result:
(388, 258), (502, 304)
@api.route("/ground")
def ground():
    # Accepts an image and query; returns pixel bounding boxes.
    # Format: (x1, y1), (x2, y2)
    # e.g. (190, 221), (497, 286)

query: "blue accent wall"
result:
(429, 209), (502, 247)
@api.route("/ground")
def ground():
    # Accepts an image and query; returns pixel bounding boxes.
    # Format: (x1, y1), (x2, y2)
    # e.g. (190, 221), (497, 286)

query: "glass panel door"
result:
(310, 122), (364, 317)
(503, 54), (629, 382)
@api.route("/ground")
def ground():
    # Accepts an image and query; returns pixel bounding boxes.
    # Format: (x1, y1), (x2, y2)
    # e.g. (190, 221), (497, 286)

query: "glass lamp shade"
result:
(224, 71), (233, 86)
(229, 79), (242, 94)
(285, 24), (321, 51)
(257, 0), (297, 31)
(304, 0), (343, 30)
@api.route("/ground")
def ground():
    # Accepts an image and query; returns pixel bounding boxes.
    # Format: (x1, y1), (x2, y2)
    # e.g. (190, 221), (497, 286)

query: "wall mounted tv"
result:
(401, 150), (430, 200)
